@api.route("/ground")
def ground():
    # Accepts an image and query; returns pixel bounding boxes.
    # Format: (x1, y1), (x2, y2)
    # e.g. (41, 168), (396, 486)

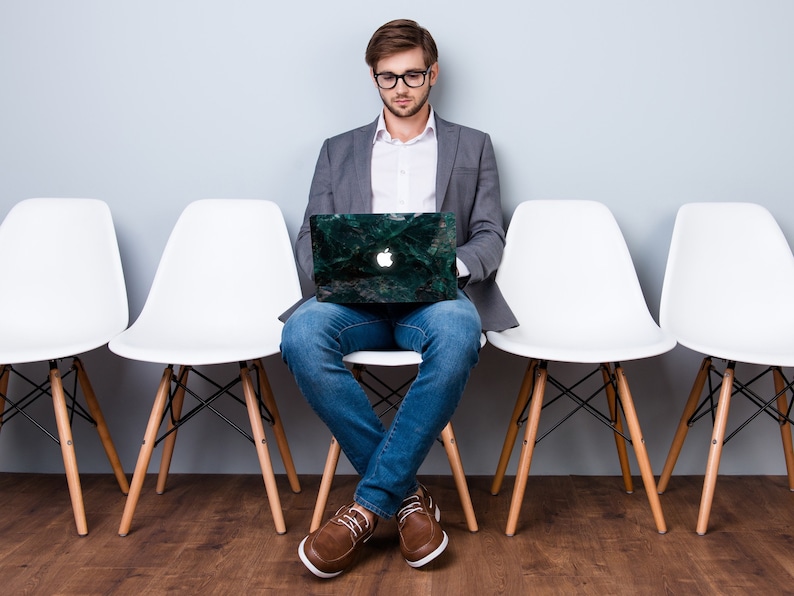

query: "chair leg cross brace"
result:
(118, 360), (300, 537)
(494, 360), (666, 536)
(0, 359), (128, 536)
(658, 358), (794, 534)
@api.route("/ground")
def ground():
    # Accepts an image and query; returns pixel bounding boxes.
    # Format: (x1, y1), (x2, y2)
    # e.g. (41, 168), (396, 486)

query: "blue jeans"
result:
(280, 290), (481, 518)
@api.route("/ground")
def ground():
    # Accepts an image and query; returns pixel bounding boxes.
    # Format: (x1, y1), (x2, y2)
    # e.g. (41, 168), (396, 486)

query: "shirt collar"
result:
(373, 106), (436, 145)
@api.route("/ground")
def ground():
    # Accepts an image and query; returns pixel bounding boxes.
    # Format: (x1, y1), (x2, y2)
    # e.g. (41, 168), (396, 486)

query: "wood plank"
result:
(0, 473), (792, 594)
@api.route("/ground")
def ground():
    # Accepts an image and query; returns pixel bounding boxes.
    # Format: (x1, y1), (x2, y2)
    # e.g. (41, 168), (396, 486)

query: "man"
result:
(281, 19), (517, 578)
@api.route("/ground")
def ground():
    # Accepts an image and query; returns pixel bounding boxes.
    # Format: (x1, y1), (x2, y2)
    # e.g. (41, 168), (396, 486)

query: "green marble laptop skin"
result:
(310, 212), (457, 304)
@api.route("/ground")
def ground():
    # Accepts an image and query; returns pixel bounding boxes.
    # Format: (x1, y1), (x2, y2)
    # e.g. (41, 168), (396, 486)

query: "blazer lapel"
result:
(435, 115), (459, 211)
(352, 120), (377, 213)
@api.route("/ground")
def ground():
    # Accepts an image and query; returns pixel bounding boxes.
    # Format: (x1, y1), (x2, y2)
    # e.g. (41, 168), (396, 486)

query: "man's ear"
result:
(428, 62), (439, 87)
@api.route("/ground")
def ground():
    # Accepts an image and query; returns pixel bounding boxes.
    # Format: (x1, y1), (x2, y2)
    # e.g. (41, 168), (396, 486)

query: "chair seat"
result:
(343, 349), (423, 367)
(672, 336), (794, 369)
(109, 320), (284, 366)
(487, 325), (675, 364)
(0, 330), (117, 364)
(343, 334), (486, 367)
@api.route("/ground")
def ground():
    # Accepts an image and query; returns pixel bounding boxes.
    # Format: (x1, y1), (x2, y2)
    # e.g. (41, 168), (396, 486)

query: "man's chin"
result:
(386, 102), (424, 119)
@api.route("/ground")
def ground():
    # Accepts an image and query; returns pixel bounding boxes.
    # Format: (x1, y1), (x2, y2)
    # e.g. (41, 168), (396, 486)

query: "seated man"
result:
(280, 19), (517, 579)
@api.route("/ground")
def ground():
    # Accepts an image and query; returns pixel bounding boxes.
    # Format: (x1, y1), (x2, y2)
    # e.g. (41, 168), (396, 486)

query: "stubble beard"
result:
(381, 85), (432, 119)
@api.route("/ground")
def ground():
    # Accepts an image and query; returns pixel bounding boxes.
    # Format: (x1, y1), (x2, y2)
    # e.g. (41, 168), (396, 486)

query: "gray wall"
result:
(1, 1), (793, 478)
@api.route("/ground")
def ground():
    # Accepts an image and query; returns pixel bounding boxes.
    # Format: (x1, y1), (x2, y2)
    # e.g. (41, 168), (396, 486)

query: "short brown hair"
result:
(365, 19), (438, 70)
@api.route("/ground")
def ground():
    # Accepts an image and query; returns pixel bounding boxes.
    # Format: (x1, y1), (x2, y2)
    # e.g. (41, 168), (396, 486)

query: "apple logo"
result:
(376, 248), (394, 268)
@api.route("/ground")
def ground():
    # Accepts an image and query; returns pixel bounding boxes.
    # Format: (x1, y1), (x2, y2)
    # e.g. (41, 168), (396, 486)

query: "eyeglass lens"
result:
(375, 69), (428, 89)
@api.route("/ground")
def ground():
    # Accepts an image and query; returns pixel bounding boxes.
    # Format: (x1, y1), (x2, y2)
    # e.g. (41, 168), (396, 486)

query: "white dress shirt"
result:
(371, 108), (438, 214)
(370, 107), (469, 278)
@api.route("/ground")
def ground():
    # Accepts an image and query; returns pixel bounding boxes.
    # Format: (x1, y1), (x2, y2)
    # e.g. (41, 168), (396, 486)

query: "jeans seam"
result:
(334, 318), (390, 343)
(394, 322), (428, 346)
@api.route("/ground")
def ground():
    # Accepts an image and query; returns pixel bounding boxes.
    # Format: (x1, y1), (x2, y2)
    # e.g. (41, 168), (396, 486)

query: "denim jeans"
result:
(280, 290), (481, 518)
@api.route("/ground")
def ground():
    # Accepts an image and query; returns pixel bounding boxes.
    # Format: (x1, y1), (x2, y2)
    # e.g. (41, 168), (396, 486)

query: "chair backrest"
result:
(0, 198), (128, 363)
(660, 202), (794, 365)
(111, 199), (301, 364)
(494, 200), (672, 362)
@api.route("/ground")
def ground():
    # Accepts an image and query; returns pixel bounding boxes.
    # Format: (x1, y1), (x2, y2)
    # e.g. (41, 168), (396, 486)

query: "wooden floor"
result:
(1, 473), (793, 595)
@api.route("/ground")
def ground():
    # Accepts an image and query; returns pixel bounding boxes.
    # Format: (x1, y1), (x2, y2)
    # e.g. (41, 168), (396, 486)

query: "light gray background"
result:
(1, 1), (793, 480)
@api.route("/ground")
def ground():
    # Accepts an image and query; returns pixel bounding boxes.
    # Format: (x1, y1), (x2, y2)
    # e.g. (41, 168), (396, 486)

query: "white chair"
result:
(110, 199), (301, 536)
(309, 338), (485, 534)
(0, 198), (130, 536)
(656, 202), (794, 534)
(488, 200), (674, 536)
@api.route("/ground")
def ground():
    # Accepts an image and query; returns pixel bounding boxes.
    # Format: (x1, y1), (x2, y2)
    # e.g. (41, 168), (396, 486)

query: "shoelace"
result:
(397, 494), (430, 525)
(336, 505), (371, 537)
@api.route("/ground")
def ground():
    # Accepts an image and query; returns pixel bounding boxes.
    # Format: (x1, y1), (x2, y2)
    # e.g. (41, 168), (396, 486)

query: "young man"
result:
(280, 19), (517, 578)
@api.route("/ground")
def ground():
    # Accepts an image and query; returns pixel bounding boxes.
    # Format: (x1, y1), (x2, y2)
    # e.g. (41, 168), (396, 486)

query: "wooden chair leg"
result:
(614, 365), (667, 534)
(310, 436), (342, 533)
(254, 359), (301, 494)
(658, 357), (711, 494)
(119, 366), (172, 537)
(72, 357), (130, 495)
(156, 366), (189, 495)
(696, 365), (734, 535)
(773, 367), (794, 491)
(50, 362), (88, 536)
(240, 364), (286, 535)
(506, 362), (547, 536)
(491, 359), (536, 496)
(440, 422), (478, 532)
(602, 363), (633, 494)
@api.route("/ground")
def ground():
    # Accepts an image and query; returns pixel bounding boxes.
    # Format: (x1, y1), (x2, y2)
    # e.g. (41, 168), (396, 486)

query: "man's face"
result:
(372, 47), (438, 119)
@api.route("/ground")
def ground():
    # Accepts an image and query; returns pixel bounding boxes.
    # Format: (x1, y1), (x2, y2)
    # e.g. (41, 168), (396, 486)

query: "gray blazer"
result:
(285, 114), (518, 332)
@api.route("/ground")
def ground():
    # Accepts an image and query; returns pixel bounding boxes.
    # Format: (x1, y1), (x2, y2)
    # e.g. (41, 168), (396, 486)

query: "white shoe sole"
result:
(298, 536), (343, 579)
(404, 504), (448, 568)
(405, 530), (449, 568)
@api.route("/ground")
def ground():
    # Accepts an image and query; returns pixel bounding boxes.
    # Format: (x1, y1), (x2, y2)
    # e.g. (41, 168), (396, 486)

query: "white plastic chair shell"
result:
(660, 202), (794, 366)
(487, 200), (676, 363)
(0, 198), (129, 363)
(109, 199), (301, 365)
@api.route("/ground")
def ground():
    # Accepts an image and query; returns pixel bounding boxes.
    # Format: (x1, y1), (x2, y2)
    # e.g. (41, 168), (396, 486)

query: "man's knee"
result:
(281, 303), (325, 363)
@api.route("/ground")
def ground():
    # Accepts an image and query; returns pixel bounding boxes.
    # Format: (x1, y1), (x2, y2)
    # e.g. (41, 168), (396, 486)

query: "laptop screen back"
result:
(310, 212), (457, 304)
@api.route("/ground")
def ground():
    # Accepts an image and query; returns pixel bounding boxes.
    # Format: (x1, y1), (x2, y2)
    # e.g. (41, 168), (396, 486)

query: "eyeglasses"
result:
(373, 67), (431, 90)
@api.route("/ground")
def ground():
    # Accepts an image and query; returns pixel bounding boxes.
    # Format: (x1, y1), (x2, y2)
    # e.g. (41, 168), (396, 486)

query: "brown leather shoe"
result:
(298, 503), (377, 578)
(396, 484), (449, 568)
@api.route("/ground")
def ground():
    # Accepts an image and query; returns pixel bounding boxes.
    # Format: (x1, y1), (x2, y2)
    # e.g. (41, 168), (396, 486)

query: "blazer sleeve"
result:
(452, 131), (506, 285)
(294, 138), (334, 281)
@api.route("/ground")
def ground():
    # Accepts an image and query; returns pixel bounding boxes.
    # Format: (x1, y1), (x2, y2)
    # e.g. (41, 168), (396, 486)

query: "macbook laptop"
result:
(310, 212), (457, 304)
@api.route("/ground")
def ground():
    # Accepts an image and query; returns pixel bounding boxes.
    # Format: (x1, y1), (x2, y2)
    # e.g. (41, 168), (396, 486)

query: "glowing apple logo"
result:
(376, 248), (394, 268)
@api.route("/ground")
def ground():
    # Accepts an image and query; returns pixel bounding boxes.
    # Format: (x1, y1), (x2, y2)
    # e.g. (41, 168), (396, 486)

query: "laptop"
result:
(310, 212), (457, 304)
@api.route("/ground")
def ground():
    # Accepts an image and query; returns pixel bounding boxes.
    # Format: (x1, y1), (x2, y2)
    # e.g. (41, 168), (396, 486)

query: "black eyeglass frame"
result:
(373, 66), (432, 90)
